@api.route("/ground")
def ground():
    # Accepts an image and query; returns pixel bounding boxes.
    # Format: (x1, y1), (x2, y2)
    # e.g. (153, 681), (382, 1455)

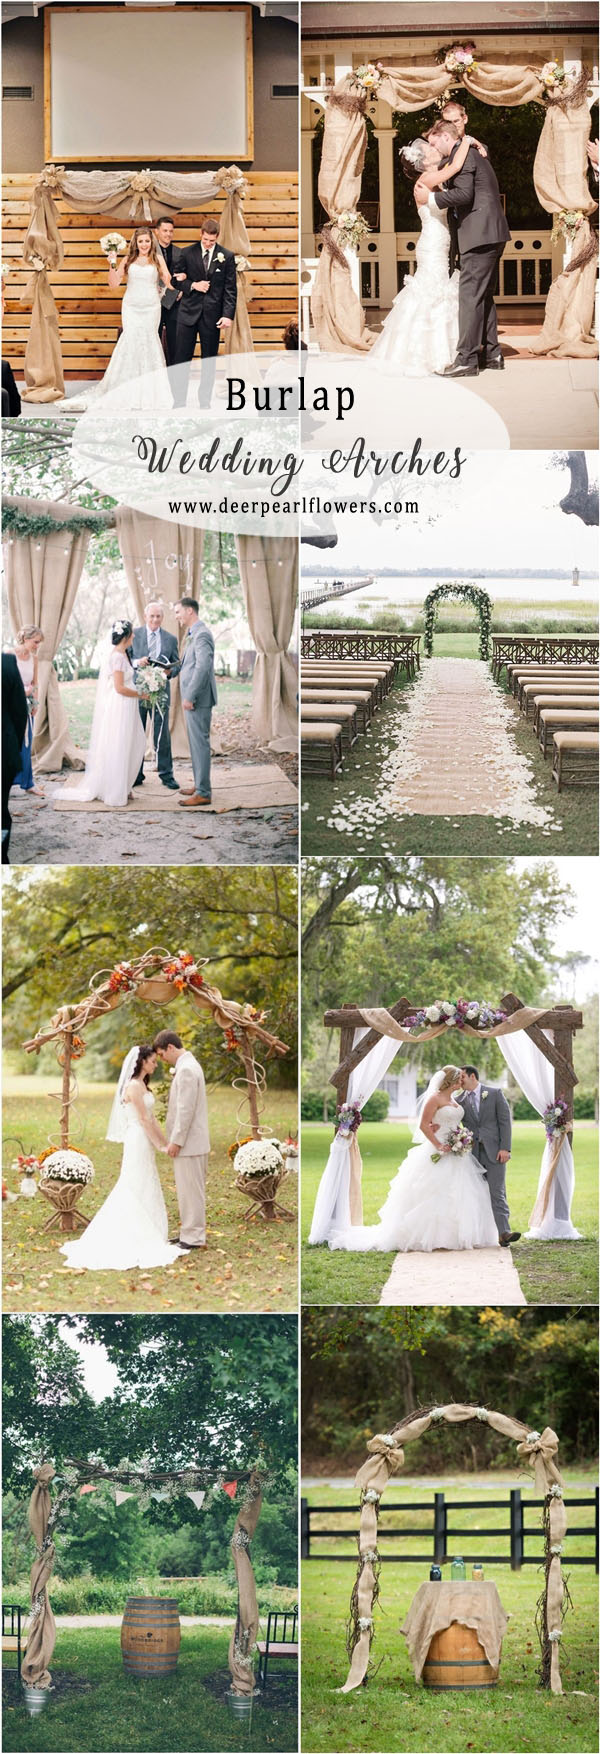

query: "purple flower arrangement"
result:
(336, 1101), (363, 1138)
(543, 1098), (570, 1139)
(402, 999), (508, 1034)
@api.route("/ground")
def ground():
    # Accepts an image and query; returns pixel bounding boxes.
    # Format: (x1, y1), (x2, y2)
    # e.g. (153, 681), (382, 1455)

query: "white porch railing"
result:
(365, 230), (554, 304)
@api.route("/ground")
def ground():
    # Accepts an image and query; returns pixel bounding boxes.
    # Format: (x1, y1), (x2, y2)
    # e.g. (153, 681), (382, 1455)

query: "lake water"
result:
(306, 573), (598, 621)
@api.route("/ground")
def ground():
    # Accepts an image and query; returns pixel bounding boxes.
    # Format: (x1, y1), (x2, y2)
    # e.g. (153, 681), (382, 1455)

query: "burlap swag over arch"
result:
(312, 58), (598, 359)
(20, 164), (254, 403)
(342, 1408), (567, 1698)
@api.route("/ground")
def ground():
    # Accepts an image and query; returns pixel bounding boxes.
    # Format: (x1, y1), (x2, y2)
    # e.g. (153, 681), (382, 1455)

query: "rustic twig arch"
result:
(23, 1456), (266, 1699)
(341, 1405), (567, 1695)
(423, 583), (492, 660)
(22, 947), (288, 1152)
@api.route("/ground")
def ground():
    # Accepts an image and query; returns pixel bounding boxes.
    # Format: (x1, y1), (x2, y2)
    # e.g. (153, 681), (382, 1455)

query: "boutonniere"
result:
(216, 252), (225, 263)
(481, 1091), (488, 1100)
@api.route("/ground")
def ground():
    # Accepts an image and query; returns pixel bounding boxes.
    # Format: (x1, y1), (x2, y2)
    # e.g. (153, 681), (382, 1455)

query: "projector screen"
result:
(46, 5), (253, 161)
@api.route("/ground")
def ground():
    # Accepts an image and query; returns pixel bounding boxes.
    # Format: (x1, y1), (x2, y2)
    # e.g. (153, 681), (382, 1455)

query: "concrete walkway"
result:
(379, 1245), (526, 1306)
(389, 657), (555, 827)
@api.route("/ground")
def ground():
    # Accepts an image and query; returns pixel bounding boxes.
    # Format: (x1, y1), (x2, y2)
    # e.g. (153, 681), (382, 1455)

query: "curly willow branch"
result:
(232, 1053), (269, 1140)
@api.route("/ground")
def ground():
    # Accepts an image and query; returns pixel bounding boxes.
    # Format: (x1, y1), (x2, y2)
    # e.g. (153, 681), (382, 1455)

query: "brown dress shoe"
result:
(179, 785), (196, 795)
(178, 792), (212, 807)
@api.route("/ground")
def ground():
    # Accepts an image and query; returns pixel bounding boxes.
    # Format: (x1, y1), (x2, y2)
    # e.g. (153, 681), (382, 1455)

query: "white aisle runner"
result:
(389, 658), (554, 824)
(379, 1246), (526, 1306)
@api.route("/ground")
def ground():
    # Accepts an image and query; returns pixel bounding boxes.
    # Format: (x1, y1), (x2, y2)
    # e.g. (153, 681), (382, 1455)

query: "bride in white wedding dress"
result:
(328, 1066), (499, 1254)
(99, 225), (174, 408)
(55, 620), (148, 809)
(370, 129), (478, 377)
(61, 1046), (184, 1271)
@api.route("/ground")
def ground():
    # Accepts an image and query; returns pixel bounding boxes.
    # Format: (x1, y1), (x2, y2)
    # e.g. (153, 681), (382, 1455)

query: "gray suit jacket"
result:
(179, 620), (217, 709)
(461, 1085), (512, 1159)
(131, 626), (181, 699)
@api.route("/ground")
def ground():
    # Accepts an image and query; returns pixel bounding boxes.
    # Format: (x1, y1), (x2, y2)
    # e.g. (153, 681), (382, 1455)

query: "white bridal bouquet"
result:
(100, 231), (127, 267)
(134, 663), (169, 712)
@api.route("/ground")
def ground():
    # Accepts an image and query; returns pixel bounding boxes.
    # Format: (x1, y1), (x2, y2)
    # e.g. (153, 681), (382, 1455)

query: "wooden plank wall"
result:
(2, 171), (298, 373)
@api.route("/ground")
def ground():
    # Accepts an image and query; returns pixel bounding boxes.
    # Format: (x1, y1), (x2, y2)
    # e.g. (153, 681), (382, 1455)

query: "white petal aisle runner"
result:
(389, 659), (555, 821)
(379, 1246), (526, 1307)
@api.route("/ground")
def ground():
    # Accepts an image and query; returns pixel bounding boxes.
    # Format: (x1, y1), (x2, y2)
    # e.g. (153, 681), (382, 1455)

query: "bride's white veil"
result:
(106, 1045), (140, 1142)
(412, 1068), (457, 1144)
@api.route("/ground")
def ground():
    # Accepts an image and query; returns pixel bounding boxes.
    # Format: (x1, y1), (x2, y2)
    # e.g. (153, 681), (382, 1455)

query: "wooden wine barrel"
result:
(423, 1622), (498, 1691)
(121, 1598), (181, 1677)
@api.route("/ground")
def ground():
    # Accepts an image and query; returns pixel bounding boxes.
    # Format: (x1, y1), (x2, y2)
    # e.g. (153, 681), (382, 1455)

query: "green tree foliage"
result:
(3, 866), (297, 1086)
(301, 1307), (598, 1470)
(301, 858), (577, 1084)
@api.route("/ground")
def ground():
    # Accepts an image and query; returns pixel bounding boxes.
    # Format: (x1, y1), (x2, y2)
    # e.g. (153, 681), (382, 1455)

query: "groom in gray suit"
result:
(460, 1066), (520, 1247)
(174, 596), (217, 806)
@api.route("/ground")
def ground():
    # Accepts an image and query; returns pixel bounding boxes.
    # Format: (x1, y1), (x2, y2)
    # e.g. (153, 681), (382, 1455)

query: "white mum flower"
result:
(425, 1006), (441, 1023)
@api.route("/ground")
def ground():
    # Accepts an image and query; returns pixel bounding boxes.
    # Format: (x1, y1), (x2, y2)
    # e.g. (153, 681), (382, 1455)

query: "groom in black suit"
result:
(171, 216), (237, 407)
(419, 118), (510, 376)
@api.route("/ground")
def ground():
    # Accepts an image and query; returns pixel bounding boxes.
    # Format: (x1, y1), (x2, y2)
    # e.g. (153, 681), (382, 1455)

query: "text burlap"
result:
(22, 1464), (57, 1690)
(312, 62), (595, 357)
(236, 537), (298, 752)
(4, 499), (91, 771)
(341, 1407), (566, 1696)
(228, 1476), (263, 1696)
(20, 166), (252, 402)
(401, 1579), (508, 1679)
(115, 507), (204, 761)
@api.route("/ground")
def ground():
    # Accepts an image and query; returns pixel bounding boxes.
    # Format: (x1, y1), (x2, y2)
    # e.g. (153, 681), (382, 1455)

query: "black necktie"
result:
(203, 250), (209, 273)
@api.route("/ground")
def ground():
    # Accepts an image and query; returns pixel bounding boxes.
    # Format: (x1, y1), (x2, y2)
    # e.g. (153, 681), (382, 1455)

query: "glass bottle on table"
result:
(451, 1556), (466, 1580)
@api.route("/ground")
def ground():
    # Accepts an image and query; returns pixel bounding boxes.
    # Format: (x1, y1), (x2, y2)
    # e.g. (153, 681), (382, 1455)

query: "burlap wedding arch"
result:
(23, 1458), (266, 1698)
(341, 1406), (567, 1695)
(311, 58), (597, 358)
(20, 164), (253, 403)
(22, 946), (289, 1149)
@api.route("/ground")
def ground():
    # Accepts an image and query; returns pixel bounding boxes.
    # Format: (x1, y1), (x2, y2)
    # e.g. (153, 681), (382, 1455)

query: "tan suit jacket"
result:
(166, 1051), (209, 1155)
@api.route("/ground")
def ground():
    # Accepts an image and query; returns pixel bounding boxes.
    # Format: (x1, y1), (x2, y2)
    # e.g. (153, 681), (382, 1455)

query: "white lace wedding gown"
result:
(95, 261), (173, 409)
(55, 650), (146, 808)
(61, 1091), (183, 1269)
(370, 194), (459, 377)
(328, 1102), (498, 1253)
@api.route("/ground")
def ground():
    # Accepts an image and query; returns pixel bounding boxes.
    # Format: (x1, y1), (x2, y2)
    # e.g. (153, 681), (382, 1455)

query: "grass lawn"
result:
(300, 1478), (598, 1754)
(300, 637), (599, 857)
(61, 678), (252, 748)
(301, 1121), (598, 1307)
(3, 1081), (297, 1314)
(2, 1626), (297, 1753)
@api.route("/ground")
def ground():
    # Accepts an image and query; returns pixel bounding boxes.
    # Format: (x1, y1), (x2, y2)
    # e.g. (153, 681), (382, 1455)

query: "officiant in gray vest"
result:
(132, 602), (181, 790)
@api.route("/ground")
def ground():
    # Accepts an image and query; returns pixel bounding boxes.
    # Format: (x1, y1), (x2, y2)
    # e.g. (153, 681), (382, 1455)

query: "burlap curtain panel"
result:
(115, 507), (204, 761)
(312, 64), (597, 358)
(22, 1464), (58, 1689)
(228, 1477), (263, 1696)
(20, 165), (253, 402)
(236, 536), (298, 752)
(4, 499), (91, 772)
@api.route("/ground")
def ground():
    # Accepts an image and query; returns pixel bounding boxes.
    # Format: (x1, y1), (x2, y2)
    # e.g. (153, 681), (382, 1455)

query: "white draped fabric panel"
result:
(497, 1032), (581, 1240)
(308, 1031), (402, 1244)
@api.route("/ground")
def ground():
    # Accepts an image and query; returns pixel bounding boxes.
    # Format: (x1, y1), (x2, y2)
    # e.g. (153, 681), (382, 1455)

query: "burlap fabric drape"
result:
(228, 1476), (263, 1696)
(236, 536), (298, 752)
(342, 1410), (566, 1697)
(20, 165), (252, 401)
(4, 499), (91, 772)
(115, 507), (204, 761)
(311, 62), (596, 357)
(355, 1002), (554, 1043)
(401, 1579), (508, 1679)
(22, 1464), (57, 1689)
(217, 188), (254, 356)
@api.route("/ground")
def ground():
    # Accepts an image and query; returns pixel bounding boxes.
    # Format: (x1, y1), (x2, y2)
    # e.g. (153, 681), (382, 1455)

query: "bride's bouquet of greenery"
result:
(134, 663), (169, 714)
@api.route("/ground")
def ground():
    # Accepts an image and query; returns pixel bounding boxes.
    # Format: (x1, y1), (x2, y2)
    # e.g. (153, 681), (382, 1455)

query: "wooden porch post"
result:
(336, 1004), (358, 1105)
(550, 1005), (577, 1143)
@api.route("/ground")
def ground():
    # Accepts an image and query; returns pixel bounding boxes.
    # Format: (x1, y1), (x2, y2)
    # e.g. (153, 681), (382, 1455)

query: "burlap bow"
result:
(36, 164), (65, 196)
(128, 171), (156, 221)
(355, 1434), (405, 1496)
(217, 165), (247, 197)
(516, 1426), (562, 1493)
(32, 1463), (55, 1488)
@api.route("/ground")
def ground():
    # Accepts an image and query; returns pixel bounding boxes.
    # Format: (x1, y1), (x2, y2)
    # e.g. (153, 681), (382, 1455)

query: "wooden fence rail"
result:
(301, 1488), (599, 1571)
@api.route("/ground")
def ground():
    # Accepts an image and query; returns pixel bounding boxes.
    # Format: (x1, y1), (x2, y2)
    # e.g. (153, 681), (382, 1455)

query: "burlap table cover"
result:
(401, 1579), (508, 1680)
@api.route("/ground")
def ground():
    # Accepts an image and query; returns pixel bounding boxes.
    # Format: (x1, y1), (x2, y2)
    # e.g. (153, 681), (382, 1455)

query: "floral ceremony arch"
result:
(308, 990), (583, 1245)
(310, 47), (597, 359)
(423, 582), (492, 659)
(340, 1406), (568, 1696)
(19, 163), (253, 403)
(22, 946), (289, 1171)
(22, 1456), (266, 1699)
